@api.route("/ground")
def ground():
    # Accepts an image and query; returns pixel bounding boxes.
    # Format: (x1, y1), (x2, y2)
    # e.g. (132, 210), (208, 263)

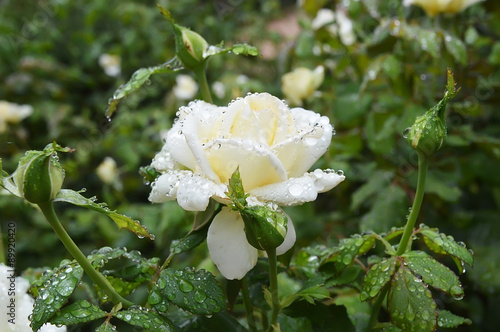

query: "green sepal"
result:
(240, 205), (288, 251)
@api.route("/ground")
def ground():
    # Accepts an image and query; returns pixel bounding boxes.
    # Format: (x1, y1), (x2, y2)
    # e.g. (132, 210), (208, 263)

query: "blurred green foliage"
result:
(1, 0), (500, 331)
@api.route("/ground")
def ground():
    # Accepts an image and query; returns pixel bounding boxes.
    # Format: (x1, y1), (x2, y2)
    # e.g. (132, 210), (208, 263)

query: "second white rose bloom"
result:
(149, 93), (345, 279)
(403, 0), (484, 16)
(282, 66), (324, 106)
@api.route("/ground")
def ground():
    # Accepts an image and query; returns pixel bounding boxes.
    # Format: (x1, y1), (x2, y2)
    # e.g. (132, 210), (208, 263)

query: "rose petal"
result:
(149, 171), (225, 211)
(272, 108), (332, 177)
(276, 216), (296, 255)
(205, 138), (287, 191)
(207, 207), (258, 280)
(249, 169), (345, 206)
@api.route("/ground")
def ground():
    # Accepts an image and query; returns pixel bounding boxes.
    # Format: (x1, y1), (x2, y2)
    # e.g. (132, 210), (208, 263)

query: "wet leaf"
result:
(49, 300), (106, 325)
(404, 251), (463, 299)
(444, 34), (467, 65)
(327, 233), (376, 270)
(437, 310), (471, 328)
(96, 321), (117, 332)
(114, 306), (176, 331)
(30, 261), (84, 331)
(387, 266), (437, 332)
(170, 223), (209, 255)
(149, 267), (225, 315)
(54, 189), (154, 240)
(281, 285), (330, 308)
(361, 257), (397, 301)
(106, 57), (183, 117)
(419, 227), (473, 269)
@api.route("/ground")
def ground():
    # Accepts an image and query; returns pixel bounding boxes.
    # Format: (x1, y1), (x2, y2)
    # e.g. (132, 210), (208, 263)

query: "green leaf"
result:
(360, 185), (407, 233)
(31, 262), (84, 331)
(96, 321), (117, 332)
(49, 300), (106, 325)
(437, 310), (471, 328)
(106, 57), (184, 117)
(444, 34), (467, 65)
(403, 25), (440, 58)
(226, 167), (248, 209)
(170, 223), (209, 255)
(387, 267), (437, 332)
(87, 247), (128, 269)
(419, 227), (473, 269)
(96, 276), (141, 301)
(403, 251), (463, 299)
(281, 285), (330, 308)
(361, 257), (397, 301)
(385, 227), (405, 242)
(54, 189), (154, 240)
(114, 306), (176, 331)
(149, 267), (225, 315)
(351, 170), (394, 210)
(331, 234), (376, 270)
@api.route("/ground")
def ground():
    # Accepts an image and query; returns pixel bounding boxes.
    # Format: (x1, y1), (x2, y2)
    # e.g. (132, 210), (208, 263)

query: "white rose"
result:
(173, 75), (199, 100)
(0, 264), (66, 332)
(311, 9), (356, 46)
(149, 93), (345, 279)
(98, 54), (121, 77)
(403, 0), (484, 16)
(281, 66), (324, 106)
(0, 101), (33, 133)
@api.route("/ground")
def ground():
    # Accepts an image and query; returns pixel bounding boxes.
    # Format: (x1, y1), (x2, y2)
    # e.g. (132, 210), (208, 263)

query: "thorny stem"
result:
(38, 201), (134, 308)
(266, 249), (280, 332)
(193, 65), (213, 104)
(242, 277), (258, 332)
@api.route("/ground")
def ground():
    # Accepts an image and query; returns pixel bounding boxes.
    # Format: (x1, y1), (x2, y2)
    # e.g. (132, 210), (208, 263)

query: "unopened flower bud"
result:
(405, 69), (459, 157)
(13, 142), (71, 203)
(173, 25), (208, 70)
(240, 204), (288, 251)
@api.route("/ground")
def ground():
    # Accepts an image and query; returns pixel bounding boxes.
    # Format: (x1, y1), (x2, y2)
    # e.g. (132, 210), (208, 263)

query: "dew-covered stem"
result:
(38, 201), (134, 308)
(266, 249), (280, 332)
(396, 152), (429, 256)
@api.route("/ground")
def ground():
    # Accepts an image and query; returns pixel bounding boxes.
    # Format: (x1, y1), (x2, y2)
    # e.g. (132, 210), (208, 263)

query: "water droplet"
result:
(336, 170), (344, 176)
(149, 291), (162, 305)
(288, 184), (304, 197)
(403, 128), (410, 138)
(450, 285), (464, 300)
(194, 290), (207, 303)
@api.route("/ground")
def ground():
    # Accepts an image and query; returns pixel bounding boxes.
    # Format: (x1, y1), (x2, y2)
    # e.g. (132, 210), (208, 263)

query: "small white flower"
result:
(173, 75), (199, 100)
(281, 66), (324, 106)
(0, 101), (33, 133)
(96, 157), (118, 184)
(212, 81), (226, 99)
(149, 93), (345, 279)
(311, 9), (335, 30)
(0, 263), (66, 332)
(98, 54), (121, 77)
(403, 0), (484, 16)
(311, 8), (356, 46)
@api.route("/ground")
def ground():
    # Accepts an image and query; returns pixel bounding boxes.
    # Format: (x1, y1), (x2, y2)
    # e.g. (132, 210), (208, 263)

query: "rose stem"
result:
(38, 201), (134, 308)
(266, 248), (280, 331)
(242, 276), (258, 332)
(193, 66), (213, 104)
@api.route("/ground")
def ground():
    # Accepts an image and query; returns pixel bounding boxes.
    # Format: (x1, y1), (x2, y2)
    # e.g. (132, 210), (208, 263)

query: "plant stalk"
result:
(193, 65), (213, 104)
(396, 152), (429, 256)
(266, 249), (280, 332)
(38, 201), (134, 308)
(242, 277), (258, 332)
